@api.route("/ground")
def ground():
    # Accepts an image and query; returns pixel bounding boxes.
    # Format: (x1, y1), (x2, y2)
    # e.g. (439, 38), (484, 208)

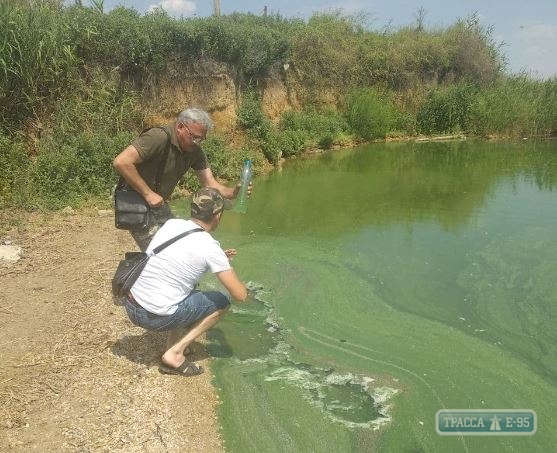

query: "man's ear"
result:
(212, 211), (223, 225)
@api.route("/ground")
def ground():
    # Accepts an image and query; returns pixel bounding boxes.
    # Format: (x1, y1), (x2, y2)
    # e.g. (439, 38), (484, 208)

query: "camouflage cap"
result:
(191, 187), (231, 217)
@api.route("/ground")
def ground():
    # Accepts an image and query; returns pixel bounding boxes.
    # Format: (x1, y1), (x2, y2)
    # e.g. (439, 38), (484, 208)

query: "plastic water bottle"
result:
(234, 159), (252, 214)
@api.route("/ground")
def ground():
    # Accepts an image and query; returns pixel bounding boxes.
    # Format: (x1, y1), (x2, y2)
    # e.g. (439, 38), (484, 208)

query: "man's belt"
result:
(127, 293), (141, 307)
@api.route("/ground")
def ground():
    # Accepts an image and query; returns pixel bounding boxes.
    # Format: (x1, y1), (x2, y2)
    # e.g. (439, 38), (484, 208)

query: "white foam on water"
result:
(269, 341), (292, 356)
(371, 386), (399, 405)
(232, 356), (269, 365)
(221, 281), (398, 431)
(229, 306), (266, 316)
(324, 372), (355, 386)
(265, 367), (322, 391)
(264, 315), (281, 330)
(246, 280), (264, 291)
(263, 365), (397, 430)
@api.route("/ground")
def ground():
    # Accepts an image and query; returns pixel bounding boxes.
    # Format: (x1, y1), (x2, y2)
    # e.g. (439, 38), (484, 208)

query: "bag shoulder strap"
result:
(151, 227), (204, 255)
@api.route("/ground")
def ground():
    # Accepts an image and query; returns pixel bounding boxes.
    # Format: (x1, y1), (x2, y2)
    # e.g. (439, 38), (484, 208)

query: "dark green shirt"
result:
(131, 122), (208, 200)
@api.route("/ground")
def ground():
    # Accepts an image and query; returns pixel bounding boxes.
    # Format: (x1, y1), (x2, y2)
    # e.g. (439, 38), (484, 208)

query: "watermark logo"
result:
(436, 409), (537, 436)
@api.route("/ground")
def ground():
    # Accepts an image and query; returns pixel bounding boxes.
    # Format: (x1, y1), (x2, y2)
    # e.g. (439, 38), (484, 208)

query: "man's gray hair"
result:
(177, 108), (213, 130)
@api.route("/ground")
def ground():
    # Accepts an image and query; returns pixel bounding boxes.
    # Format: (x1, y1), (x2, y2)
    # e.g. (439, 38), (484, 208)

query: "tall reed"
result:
(0, 2), (78, 130)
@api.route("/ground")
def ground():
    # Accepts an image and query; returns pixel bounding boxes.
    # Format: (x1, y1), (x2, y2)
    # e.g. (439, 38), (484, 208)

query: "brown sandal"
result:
(158, 360), (204, 377)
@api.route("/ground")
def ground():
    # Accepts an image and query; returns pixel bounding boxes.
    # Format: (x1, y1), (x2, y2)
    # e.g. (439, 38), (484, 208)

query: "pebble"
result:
(0, 244), (23, 263)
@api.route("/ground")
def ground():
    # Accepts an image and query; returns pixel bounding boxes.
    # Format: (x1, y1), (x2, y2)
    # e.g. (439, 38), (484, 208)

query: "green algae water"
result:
(174, 139), (557, 452)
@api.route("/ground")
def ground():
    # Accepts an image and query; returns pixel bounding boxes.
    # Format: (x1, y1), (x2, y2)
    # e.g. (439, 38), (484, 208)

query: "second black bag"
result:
(111, 251), (149, 298)
(111, 227), (204, 299)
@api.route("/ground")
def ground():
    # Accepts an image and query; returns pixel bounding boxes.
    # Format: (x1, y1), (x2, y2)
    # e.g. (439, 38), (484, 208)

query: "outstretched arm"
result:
(216, 268), (248, 302)
(196, 168), (237, 199)
(196, 168), (252, 200)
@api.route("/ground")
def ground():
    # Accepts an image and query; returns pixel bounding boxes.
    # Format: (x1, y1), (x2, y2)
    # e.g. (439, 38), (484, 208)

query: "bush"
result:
(279, 108), (347, 150)
(345, 88), (396, 139)
(30, 132), (133, 209)
(202, 136), (236, 180)
(467, 76), (557, 137)
(290, 12), (363, 101)
(0, 2), (79, 130)
(198, 14), (291, 80)
(281, 130), (309, 156)
(318, 134), (334, 150)
(280, 108), (346, 136)
(237, 91), (266, 131)
(0, 135), (30, 209)
(51, 74), (141, 138)
(259, 131), (283, 164)
(417, 83), (478, 135)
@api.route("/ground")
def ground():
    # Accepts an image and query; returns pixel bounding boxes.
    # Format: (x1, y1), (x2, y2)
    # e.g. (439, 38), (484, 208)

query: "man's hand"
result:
(224, 249), (237, 260)
(233, 181), (253, 198)
(144, 191), (164, 208)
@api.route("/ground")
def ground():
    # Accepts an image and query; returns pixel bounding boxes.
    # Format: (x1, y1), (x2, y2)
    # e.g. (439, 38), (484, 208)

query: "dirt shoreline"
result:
(0, 211), (225, 452)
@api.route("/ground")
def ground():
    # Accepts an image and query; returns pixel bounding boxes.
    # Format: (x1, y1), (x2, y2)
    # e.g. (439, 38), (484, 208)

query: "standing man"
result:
(113, 107), (250, 251)
(123, 187), (249, 376)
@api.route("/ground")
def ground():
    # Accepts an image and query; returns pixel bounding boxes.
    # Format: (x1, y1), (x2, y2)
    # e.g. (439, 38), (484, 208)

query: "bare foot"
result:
(161, 348), (189, 368)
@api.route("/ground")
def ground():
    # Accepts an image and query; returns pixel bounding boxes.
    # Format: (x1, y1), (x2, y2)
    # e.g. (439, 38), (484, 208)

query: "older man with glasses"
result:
(113, 107), (250, 251)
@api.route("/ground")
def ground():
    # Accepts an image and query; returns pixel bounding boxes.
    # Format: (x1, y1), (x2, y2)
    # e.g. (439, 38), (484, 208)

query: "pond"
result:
(175, 139), (557, 452)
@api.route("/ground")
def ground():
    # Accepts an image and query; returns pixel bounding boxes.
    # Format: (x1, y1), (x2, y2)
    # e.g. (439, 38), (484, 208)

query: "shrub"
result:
(202, 136), (235, 180)
(193, 14), (292, 80)
(467, 76), (557, 137)
(237, 90), (266, 131)
(443, 14), (504, 85)
(0, 135), (30, 209)
(30, 132), (133, 209)
(274, 129), (308, 157)
(417, 83), (478, 135)
(345, 88), (396, 139)
(51, 74), (141, 138)
(280, 108), (346, 137)
(279, 108), (347, 150)
(318, 134), (334, 150)
(259, 131), (283, 164)
(0, 2), (79, 130)
(290, 12), (364, 101)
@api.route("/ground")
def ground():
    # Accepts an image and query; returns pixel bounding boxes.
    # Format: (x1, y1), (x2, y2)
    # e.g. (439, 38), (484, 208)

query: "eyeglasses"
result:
(184, 123), (205, 145)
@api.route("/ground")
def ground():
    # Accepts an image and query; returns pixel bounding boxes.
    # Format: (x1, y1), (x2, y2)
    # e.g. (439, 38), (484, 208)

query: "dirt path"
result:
(0, 211), (224, 452)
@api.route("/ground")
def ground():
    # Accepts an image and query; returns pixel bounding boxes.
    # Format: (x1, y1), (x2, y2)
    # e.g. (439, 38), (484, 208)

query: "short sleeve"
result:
(205, 241), (231, 274)
(132, 128), (168, 161)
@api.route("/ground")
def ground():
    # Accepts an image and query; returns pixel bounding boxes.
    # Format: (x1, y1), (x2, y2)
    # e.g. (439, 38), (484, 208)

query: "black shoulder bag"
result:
(111, 227), (204, 298)
(114, 127), (171, 230)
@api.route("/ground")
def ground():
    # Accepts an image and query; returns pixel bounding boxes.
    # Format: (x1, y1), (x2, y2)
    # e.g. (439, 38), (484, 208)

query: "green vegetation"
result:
(346, 88), (399, 140)
(0, 2), (555, 210)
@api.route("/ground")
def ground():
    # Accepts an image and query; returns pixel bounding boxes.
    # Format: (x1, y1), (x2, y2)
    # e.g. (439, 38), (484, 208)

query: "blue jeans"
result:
(124, 290), (230, 332)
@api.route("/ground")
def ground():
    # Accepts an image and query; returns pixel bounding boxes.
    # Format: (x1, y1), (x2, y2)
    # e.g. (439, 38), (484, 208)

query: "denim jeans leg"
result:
(123, 291), (230, 332)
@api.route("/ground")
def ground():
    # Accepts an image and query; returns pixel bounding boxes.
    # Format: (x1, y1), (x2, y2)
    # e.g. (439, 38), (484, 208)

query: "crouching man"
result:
(123, 187), (248, 377)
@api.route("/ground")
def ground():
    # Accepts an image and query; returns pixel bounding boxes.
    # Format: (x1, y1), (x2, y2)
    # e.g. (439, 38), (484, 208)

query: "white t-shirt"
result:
(130, 219), (231, 315)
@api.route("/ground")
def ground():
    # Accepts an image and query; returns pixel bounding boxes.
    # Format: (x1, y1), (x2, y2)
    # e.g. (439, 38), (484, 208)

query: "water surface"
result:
(179, 139), (557, 452)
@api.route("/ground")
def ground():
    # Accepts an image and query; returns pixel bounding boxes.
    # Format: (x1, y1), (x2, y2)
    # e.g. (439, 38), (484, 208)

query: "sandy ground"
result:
(0, 211), (225, 452)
